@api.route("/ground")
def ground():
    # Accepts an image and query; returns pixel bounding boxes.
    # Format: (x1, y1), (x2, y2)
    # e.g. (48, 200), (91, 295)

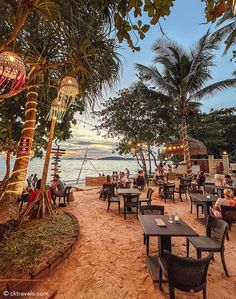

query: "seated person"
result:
(135, 170), (145, 190)
(27, 179), (51, 205)
(196, 171), (206, 190)
(51, 174), (66, 197)
(118, 172), (129, 188)
(99, 175), (116, 199)
(210, 189), (236, 217)
(224, 174), (233, 187)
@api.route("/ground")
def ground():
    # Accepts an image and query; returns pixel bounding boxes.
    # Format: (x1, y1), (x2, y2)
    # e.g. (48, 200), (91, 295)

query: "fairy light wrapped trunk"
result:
(0, 51), (26, 95)
(20, 76), (79, 220)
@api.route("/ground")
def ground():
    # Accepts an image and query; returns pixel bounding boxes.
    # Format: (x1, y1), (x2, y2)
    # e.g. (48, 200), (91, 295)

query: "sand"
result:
(32, 187), (236, 299)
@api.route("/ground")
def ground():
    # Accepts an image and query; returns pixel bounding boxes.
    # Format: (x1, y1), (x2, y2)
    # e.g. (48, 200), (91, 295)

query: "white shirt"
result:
(215, 198), (230, 209)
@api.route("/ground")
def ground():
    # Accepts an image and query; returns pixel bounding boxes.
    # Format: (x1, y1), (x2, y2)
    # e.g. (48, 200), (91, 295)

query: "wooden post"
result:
(41, 117), (57, 191)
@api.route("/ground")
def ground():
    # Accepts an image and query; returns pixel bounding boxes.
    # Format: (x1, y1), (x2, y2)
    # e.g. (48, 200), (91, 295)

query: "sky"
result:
(61, 0), (236, 159)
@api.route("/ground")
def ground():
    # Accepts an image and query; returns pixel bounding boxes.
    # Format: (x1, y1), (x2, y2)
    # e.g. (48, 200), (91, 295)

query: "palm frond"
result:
(192, 79), (236, 100)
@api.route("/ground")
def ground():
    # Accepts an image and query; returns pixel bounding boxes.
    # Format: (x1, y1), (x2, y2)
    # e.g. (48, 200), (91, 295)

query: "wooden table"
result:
(117, 188), (141, 195)
(138, 215), (198, 282)
(117, 188), (141, 214)
(190, 193), (217, 225)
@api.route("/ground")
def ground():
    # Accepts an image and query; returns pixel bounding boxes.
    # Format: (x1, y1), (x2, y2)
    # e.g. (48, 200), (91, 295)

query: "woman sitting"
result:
(134, 170), (145, 190)
(210, 189), (236, 217)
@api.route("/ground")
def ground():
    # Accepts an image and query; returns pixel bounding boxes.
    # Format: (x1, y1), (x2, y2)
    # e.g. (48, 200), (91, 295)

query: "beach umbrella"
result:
(0, 51), (26, 95)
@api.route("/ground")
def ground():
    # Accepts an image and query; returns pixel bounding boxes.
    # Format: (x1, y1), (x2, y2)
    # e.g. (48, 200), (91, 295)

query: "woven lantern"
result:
(58, 76), (79, 106)
(47, 97), (67, 121)
(0, 51), (26, 95)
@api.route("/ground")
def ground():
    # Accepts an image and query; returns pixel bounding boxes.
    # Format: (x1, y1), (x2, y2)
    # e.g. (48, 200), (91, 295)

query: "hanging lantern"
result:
(0, 51), (26, 95)
(58, 76), (79, 106)
(233, 0), (236, 15)
(47, 98), (67, 121)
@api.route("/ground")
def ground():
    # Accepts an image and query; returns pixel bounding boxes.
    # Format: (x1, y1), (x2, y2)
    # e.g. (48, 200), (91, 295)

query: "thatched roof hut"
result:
(163, 137), (207, 156)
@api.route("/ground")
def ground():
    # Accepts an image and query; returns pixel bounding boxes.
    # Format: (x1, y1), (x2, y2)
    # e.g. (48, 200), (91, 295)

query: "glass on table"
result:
(167, 210), (174, 223)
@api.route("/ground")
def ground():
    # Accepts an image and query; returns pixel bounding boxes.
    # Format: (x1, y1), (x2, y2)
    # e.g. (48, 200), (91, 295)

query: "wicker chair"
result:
(107, 190), (120, 213)
(140, 205), (164, 255)
(174, 184), (188, 202)
(189, 192), (204, 218)
(123, 194), (139, 219)
(187, 215), (229, 276)
(158, 250), (212, 299)
(138, 188), (154, 209)
(221, 205), (236, 240)
(54, 186), (72, 206)
(160, 184), (175, 203)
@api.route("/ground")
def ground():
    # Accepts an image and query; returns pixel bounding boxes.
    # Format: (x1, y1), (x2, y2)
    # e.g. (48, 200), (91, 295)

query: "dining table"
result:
(117, 188), (141, 214)
(138, 214), (198, 282)
(117, 188), (141, 195)
(190, 193), (218, 225)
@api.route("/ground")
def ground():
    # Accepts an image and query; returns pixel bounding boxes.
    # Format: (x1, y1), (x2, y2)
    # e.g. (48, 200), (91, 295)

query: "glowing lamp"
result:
(0, 51), (26, 95)
(58, 76), (79, 106)
(47, 98), (66, 120)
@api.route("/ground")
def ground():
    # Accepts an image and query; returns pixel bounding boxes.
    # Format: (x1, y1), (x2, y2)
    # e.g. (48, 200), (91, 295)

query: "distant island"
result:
(97, 156), (135, 160)
(61, 156), (135, 160)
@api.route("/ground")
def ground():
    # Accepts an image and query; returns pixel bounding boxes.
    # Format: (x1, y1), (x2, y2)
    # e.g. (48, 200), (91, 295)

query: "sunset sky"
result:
(61, 0), (235, 159)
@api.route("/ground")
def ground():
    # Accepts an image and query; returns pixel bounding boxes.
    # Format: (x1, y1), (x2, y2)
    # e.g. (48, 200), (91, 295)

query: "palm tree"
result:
(212, 11), (236, 58)
(137, 31), (236, 176)
(0, 7), (120, 223)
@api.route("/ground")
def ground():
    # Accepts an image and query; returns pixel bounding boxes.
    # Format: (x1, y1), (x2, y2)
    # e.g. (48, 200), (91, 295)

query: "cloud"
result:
(57, 119), (117, 158)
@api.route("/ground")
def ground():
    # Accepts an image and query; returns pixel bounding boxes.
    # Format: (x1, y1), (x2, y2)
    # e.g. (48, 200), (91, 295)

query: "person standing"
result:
(32, 174), (38, 188)
(27, 174), (33, 188)
(125, 168), (130, 179)
(215, 162), (224, 186)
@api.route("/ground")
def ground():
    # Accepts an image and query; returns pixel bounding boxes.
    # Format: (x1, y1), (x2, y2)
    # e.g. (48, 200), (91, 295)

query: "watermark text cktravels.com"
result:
(3, 290), (49, 297)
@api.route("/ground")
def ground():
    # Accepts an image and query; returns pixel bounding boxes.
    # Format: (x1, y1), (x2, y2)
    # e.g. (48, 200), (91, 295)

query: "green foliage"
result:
(0, 213), (74, 276)
(137, 31), (236, 124)
(189, 107), (236, 158)
(95, 81), (176, 155)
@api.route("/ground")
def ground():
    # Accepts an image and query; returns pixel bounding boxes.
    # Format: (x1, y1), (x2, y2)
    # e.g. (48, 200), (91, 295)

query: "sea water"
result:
(0, 156), (157, 185)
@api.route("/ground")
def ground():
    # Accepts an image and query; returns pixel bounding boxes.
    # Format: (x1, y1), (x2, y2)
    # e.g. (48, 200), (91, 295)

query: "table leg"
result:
(158, 236), (171, 256)
(146, 235), (149, 256)
(146, 236), (171, 282)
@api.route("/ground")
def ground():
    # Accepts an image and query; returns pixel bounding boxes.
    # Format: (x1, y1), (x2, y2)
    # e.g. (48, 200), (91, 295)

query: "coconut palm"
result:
(0, 6), (120, 223)
(212, 11), (236, 58)
(137, 31), (236, 176)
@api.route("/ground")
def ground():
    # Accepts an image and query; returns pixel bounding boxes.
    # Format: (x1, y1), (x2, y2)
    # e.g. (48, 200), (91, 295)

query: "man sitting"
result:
(51, 174), (66, 200)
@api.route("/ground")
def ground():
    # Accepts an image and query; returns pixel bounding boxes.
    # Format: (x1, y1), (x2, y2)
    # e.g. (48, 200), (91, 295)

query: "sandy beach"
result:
(32, 187), (236, 299)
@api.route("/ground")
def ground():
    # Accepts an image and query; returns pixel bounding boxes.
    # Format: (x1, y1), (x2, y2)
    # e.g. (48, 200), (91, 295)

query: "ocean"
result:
(0, 156), (156, 185)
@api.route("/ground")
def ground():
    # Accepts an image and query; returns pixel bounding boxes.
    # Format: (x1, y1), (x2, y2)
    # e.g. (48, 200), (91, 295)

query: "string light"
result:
(25, 108), (37, 113)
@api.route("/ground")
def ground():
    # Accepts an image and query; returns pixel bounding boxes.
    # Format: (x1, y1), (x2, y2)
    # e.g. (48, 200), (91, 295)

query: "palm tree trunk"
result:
(2, 121), (13, 183)
(0, 90), (38, 223)
(179, 118), (192, 177)
(138, 149), (148, 177)
(147, 144), (152, 174)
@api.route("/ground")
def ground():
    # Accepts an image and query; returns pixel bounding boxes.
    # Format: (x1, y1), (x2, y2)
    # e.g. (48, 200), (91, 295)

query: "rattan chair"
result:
(54, 186), (72, 206)
(221, 205), (236, 240)
(174, 184), (188, 202)
(123, 194), (139, 219)
(138, 188), (154, 208)
(107, 190), (120, 213)
(158, 250), (212, 299)
(187, 215), (229, 276)
(189, 192), (204, 218)
(160, 184), (175, 203)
